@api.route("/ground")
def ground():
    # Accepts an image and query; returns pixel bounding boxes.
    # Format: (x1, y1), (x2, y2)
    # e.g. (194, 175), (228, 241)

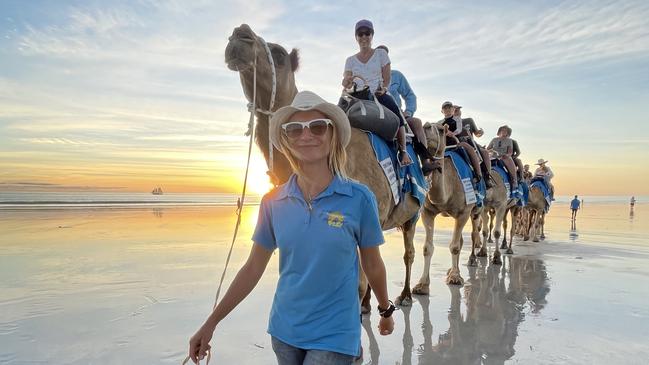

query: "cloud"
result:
(2, 0), (648, 193)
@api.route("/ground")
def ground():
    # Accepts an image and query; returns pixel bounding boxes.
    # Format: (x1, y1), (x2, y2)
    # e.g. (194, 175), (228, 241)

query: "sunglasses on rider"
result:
(281, 119), (333, 139)
(356, 30), (373, 37)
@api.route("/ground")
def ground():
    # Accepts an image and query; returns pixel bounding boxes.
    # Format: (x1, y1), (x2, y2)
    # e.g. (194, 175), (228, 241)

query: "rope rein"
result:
(244, 37), (276, 176)
(182, 35), (274, 365)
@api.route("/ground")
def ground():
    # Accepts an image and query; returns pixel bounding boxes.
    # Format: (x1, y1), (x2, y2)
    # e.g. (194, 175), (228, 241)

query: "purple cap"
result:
(355, 19), (374, 33)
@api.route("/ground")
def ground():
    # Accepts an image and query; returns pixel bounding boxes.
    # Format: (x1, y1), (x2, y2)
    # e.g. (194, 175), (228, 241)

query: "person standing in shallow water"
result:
(188, 91), (394, 365)
(570, 195), (581, 221)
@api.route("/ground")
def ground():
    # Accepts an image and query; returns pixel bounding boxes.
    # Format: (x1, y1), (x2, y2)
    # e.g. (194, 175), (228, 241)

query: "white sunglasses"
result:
(281, 118), (333, 139)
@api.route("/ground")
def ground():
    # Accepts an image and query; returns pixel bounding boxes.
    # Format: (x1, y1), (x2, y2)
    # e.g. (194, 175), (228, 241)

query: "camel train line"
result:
(224, 24), (552, 299)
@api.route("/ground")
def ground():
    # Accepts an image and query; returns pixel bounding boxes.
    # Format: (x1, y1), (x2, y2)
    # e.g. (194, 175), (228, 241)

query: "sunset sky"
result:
(1, 0), (648, 195)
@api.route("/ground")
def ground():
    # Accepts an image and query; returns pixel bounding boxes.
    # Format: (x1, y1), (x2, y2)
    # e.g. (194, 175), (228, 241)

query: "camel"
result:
(411, 123), (483, 288)
(525, 185), (548, 242)
(225, 24), (421, 306)
(476, 169), (510, 265)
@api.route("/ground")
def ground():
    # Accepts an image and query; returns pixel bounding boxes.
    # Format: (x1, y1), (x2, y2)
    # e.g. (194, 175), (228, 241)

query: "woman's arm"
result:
(342, 70), (353, 88)
(188, 243), (273, 363)
(381, 63), (391, 90)
(359, 246), (394, 335)
(512, 140), (521, 157)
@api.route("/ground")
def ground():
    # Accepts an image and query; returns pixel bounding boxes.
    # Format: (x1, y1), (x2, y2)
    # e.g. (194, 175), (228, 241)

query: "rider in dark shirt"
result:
(440, 101), (492, 187)
(511, 138), (525, 182)
(453, 105), (492, 187)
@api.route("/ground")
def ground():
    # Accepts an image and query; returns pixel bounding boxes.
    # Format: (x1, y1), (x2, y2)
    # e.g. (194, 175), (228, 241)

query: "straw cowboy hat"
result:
(269, 91), (351, 153)
(536, 158), (549, 165)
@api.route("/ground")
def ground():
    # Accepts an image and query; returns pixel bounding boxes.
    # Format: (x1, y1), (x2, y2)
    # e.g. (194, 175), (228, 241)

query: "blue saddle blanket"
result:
(444, 150), (485, 207)
(530, 178), (551, 210)
(492, 164), (525, 203)
(368, 133), (428, 212)
(518, 181), (529, 206)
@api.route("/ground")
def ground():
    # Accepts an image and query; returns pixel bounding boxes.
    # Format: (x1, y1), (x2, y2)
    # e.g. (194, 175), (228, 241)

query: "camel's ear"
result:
(289, 48), (299, 72)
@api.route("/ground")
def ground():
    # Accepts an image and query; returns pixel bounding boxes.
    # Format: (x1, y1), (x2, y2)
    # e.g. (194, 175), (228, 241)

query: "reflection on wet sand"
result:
(363, 256), (550, 365)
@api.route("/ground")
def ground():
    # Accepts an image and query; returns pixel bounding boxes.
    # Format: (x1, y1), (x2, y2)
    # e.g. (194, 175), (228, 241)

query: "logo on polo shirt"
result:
(327, 211), (344, 228)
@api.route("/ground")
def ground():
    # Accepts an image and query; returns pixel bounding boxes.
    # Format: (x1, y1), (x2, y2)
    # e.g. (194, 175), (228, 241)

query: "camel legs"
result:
(540, 212), (546, 240)
(468, 209), (482, 266)
(447, 211), (470, 285)
(489, 210), (495, 242)
(483, 208), (494, 244)
(414, 209), (436, 295)
(396, 219), (417, 306)
(505, 207), (517, 254)
(523, 209), (534, 241)
(501, 208), (509, 250)
(476, 210), (489, 258)
(532, 210), (541, 242)
(482, 206), (506, 265)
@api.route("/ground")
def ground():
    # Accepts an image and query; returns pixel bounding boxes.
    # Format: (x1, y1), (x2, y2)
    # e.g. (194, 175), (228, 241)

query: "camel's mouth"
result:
(225, 57), (252, 71)
(225, 38), (255, 72)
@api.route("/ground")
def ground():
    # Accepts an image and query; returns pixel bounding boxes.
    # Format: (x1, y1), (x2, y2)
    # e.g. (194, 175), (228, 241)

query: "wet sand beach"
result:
(1, 201), (648, 364)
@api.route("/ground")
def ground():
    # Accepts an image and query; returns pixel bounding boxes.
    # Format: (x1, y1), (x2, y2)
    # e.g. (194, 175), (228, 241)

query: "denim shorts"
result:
(271, 336), (355, 365)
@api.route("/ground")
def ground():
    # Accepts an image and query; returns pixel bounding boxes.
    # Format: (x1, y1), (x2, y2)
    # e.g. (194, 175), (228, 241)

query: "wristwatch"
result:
(377, 301), (396, 318)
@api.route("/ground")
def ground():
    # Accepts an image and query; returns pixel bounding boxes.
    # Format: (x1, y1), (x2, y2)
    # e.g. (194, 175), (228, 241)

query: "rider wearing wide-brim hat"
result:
(487, 125), (520, 190)
(534, 158), (555, 200)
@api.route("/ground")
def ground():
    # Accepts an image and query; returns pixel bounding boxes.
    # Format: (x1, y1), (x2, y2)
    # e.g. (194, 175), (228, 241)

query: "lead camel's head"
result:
(225, 24), (301, 184)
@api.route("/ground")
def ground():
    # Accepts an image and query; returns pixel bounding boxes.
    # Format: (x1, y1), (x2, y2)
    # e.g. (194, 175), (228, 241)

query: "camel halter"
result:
(181, 36), (273, 365)
(242, 36), (277, 179)
(431, 123), (445, 160)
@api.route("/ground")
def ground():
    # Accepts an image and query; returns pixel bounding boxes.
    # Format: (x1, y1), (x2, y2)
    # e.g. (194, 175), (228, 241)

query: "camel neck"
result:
(427, 164), (448, 205)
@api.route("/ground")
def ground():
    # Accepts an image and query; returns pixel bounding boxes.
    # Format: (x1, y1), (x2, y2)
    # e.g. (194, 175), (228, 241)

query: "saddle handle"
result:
(343, 75), (369, 94)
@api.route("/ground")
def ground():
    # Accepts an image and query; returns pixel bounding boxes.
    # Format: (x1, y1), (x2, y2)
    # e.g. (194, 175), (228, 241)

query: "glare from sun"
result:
(247, 151), (274, 196)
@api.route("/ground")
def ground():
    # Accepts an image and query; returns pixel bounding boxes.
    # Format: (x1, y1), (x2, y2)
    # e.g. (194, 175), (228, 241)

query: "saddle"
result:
(448, 145), (480, 182)
(338, 85), (401, 142)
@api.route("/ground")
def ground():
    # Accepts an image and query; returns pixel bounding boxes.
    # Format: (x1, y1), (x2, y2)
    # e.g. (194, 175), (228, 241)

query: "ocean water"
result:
(1, 192), (643, 207)
(0, 191), (262, 208)
(1, 195), (648, 364)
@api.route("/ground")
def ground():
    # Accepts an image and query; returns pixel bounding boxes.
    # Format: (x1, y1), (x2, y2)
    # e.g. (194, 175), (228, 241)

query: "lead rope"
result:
(243, 36), (277, 185)
(181, 41), (261, 365)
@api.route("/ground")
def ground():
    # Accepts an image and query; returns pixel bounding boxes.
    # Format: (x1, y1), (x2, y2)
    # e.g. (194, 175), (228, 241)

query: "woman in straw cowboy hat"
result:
(487, 125), (519, 190)
(534, 158), (555, 200)
(188, 91), (394, 364)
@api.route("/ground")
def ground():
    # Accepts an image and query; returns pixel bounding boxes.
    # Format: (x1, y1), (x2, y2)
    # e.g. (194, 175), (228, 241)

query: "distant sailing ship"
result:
(151, 187), (163, 195)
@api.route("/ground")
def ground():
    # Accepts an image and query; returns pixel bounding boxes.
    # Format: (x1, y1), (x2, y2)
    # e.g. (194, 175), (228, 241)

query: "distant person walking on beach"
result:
(570, 195), (581, 221)
(188, 91), (394, 365)
(630, 196), (636, 210)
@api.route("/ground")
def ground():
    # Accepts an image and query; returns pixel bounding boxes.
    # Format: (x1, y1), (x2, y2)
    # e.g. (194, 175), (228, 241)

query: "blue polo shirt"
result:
(252, 174), (384, 356)
(570, 198), (580, 210)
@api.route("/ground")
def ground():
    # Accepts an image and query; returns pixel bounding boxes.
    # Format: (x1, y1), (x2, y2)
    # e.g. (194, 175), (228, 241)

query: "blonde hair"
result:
(279, 121), (349, 180)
